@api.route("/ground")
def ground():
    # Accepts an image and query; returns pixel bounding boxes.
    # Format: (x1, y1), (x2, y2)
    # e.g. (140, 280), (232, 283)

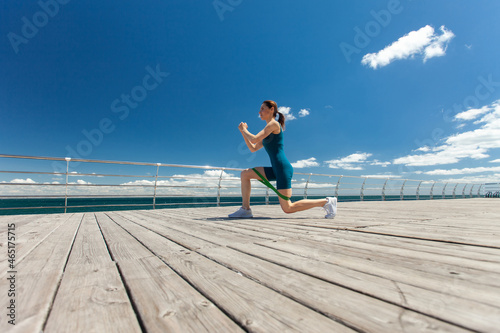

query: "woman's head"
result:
(262, 100), (285, 130)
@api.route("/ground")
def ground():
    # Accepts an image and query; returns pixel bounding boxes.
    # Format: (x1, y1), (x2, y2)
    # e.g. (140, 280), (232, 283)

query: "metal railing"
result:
(0, 154), (486, 214)
(484, 183), (500, 198)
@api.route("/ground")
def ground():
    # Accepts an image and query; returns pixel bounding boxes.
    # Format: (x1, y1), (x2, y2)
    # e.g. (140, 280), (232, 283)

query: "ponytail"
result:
(263, 100), (285, 130)
(276, 111), (285, 130)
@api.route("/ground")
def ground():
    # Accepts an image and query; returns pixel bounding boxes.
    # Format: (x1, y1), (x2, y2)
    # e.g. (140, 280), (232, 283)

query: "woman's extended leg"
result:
(277, 189), (327, 213)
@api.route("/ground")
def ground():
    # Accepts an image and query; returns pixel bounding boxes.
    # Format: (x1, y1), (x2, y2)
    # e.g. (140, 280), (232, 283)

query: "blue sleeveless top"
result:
(262, 125), (294, 190)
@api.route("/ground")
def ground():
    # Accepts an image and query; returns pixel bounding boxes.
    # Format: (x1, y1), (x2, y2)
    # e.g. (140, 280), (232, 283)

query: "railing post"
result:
(400, 180), (407, 200)
(216, 168), (225, 207)
(452, 183), (458, 199)
(64, 157), (71, 213)
(335, 176), (343, 199)
(478, 184), (483, 197)
(416, 181), (423, 200)
(265, 188), (270, 205)
(469, 184), (475, 198)
(461, 184), (466, 199)
(430, 181), (436, 200)
(360, 177), (367, 201)
(382, 178), (389, 201)
(442, 183), (448, 199)
(153, 163), (161, 209)
(304, 173), (312, 199)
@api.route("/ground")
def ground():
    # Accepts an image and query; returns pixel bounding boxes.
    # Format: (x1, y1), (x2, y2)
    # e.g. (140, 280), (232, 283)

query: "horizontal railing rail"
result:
(0, 154), (487, 214)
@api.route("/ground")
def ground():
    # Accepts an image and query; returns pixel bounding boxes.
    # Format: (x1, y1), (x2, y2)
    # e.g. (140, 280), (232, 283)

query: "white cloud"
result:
(490, 159), (500, 163)
(278, 106), (311, 121)
(8, 178), (37, 184)
(360, 174), (402, 179)
(299, 109), (310, 117)
(423, 26), (455, 61)
(0, 170), (242, 197)
(415, 146), (431, 152)
(121, 179), (155, 186)
(200, 170), (233, 178)
(370, 160), (391, 167)
(424, 166), (500, 176)
(1, 178), (38, 185)
(291, 157), (319, 168)
(362, 25), (455, 69)
(434, 174), (500, 184)
(122, 170), (238, 188)
(278, 106), (296, 121)
(75, 180), (91, 185)
(394, 100), (500, 167)
(325, 153), (372, 170)
(455, 104), (493, 121)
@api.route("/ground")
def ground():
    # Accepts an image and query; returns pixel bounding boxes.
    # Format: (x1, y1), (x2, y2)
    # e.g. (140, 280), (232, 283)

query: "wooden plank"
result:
(158, 207), (500, 262)
(120, 209), (500, 332)
(241, 239), (500, 332)
(216, 205), (500, 265)
(201, 245), (472, 333)
(133, 209), (500, 304)
(137, 209), (500, 275)
(254, 237), (500, 306)
(298, 232), (500, 273)
(44, 213), (141, 333)
(0, 198), (495, 333)
(333, 202), (500, 244)
(346, 225), (500, 248)
(96, 212), (244, 333)
(0, 214), (39, 234)
(109, 211), (356, 333)
(118, 211), (471, 332)
(307, 227), (500, 262)
(0, 213), (82, 333)
(126, 209), (279, 243)
(0, 214), (76, 276)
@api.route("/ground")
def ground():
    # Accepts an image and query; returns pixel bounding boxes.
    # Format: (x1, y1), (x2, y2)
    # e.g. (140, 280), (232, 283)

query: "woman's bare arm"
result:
(239, 121), (279, 144)
(242, 134), (263, 153)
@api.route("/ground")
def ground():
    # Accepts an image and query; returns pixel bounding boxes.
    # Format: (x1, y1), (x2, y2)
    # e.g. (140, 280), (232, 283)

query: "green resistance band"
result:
(252, 168), (291, 201)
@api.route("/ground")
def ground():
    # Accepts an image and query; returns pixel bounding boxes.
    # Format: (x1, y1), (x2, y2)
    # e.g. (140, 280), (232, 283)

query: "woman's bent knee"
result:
(241, 169), (251, 179)
(281, 203), (294, 214)
(242, 168), (260, 180)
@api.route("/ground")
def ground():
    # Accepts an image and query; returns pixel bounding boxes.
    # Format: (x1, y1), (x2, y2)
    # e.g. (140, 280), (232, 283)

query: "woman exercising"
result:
(229, 100), (337, 218)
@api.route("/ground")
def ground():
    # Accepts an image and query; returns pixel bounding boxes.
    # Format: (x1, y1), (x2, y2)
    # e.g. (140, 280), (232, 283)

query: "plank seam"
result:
(233, 243), (476, 332)
(129, 210), (275, 242)
(196, 246), (365, 333)
(105, 212), (250, 333)
(97, 213), (148, 333)
(114, 212), (363, 332)
(41, 214), (84, 332)
(3, 213), (75, 270)
(300, 225), (500, 250)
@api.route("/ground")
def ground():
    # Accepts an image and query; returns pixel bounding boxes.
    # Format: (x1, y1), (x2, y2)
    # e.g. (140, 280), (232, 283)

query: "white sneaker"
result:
(228, 207), (253, 218)
(324, 197), (337, 219)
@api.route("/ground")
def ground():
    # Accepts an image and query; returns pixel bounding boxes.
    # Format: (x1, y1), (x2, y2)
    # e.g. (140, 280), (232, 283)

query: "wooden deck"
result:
(1, 198), (499, 332)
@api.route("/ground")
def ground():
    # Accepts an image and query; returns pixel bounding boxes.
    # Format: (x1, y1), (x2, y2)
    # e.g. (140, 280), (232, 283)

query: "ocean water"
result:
(0, 195), (471, 215)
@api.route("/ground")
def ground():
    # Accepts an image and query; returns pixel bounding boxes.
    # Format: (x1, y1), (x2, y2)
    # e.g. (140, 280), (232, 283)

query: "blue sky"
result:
(1, 0), (500, 192)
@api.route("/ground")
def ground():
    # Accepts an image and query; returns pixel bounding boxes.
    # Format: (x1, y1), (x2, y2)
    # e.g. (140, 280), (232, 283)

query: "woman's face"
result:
(259, 103), (273, 120)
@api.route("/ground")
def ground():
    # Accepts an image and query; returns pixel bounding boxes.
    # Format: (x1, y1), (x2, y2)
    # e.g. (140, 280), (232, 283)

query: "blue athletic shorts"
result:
(263, 166), (293, 190)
